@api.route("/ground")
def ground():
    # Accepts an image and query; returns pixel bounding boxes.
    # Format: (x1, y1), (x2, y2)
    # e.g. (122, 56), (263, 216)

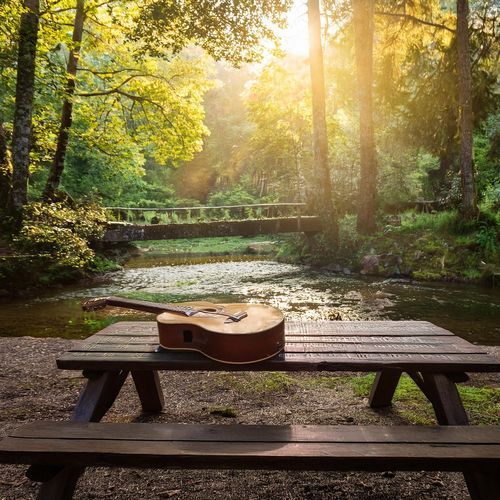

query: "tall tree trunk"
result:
(43, 0), (85, 201)
(456, 0), (478, 220)
(0, 122), (11, 212)
(9, 0), (40, 217)
(307, 0), (338, 248)
(353, 0), (377, 234)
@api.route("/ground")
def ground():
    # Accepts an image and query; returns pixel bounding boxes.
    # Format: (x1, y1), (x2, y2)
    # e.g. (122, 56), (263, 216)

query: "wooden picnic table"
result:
(57, 320), (499, 423)
(32, 320), (500, 498)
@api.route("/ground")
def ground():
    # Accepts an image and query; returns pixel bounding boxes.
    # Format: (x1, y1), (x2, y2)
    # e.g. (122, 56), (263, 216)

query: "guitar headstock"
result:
(82, 297), (110, 312)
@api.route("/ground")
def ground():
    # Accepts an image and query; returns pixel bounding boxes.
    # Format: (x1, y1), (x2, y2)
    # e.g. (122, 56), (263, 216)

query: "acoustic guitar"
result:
(82, 296), (285, 364)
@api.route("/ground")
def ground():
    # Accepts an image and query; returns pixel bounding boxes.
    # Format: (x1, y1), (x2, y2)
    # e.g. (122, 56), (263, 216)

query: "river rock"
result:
(374, 298), (395, 309)
(381, 277), (413, 285)
(375, 290), (396, 299)
(246, 242), (275, 254)
(361, 254), (380, 275)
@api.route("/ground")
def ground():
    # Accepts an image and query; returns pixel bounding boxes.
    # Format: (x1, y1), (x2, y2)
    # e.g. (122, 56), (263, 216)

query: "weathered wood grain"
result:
(2, 423), (499, 472)
(94, 321), (457, 337)
(58, 321), (499, 372)
(131, 371), (164, 413)
(369, 371), (402, 408)
(13, 422), (500, 444)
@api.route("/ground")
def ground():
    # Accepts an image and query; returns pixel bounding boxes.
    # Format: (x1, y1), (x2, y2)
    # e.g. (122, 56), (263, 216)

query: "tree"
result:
(308, 0), (338, 247)
(246, 59), (313, 202)
(39, 0), (292, 200)
(353, 0), (377, 234)
(9, 0), (40, 217)
(456, 0), (478, 219)
(133, 0), (292, 65)
(43, 0), (85, 201)
(0, 122), (10, 212)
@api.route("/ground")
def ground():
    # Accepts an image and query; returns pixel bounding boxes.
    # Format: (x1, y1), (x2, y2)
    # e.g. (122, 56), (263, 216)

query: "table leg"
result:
(420, 372), (468, 425)
(73, 369), (129, 422)
(421, 372), (497, 500)
(31, 370), (129, 500)
(131, 370), (165, 413)
(368, 370), (402, 408)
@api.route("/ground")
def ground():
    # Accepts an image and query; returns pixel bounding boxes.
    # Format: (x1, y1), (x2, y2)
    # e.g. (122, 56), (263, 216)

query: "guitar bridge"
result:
(224, 311), (248, 323)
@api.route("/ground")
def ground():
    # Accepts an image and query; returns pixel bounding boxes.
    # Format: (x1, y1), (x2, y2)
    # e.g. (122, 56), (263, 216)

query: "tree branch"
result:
(375, 10), (455, 33)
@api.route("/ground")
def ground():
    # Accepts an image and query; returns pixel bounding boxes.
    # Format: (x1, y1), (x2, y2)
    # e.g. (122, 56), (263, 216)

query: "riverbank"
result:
(0, 335), (498, 499)
(1, 208), (498, 295)
(281, 211), (499, 286)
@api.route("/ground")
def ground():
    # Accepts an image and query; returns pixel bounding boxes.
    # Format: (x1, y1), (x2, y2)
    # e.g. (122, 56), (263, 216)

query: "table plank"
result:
(95, 321), (456, 337)
(74, 342), (486, 355)
(57, 321), (499, 373)
(11, 421), (500, 444)
(88, 335), (469, 345)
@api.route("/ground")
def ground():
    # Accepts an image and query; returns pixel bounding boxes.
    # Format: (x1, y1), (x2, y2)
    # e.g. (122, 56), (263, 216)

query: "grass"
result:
(134, 235), (275, 255)
(394, 210), (459, 234)
(348, 374), (500, 425)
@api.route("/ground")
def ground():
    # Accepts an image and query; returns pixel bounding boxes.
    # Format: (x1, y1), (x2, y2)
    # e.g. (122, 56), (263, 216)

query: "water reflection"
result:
(0, 258), (499, 345)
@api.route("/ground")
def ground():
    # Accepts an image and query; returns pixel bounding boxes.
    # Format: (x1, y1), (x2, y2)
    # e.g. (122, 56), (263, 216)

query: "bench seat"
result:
(1, 422), (499, 472)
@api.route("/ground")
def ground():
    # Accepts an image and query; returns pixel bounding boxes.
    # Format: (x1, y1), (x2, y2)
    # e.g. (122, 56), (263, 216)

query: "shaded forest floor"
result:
(0, 336), (498, 499)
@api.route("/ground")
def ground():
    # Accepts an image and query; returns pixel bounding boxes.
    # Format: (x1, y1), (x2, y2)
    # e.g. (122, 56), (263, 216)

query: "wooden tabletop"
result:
(57, 321), (499, 373)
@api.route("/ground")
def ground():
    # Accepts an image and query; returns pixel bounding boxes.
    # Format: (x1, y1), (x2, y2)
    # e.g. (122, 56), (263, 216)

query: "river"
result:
(0, 255), (499, 345)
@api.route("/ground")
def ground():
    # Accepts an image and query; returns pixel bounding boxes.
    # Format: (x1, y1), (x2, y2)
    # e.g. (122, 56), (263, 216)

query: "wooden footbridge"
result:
(103, 203), (321, 242)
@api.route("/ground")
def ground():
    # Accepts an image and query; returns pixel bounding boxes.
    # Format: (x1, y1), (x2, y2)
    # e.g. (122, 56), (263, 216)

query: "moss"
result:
(209, 406), (238, 418)
(413, 270), (446, 281)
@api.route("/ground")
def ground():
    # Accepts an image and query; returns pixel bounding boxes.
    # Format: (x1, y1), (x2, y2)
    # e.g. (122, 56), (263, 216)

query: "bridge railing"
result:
(105, 203), (310, 224)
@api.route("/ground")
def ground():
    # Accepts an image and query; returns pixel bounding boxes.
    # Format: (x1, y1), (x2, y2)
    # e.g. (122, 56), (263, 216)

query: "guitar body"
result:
(156, 302), (285, 364)
(82, 296), (285, 364)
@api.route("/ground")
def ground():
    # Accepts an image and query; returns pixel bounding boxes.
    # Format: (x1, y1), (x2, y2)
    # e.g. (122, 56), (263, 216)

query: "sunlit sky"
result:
(280, 0), (310, 56)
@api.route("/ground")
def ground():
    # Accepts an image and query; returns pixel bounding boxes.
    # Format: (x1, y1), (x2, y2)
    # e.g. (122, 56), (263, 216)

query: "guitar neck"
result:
(83, 296), (192, 316)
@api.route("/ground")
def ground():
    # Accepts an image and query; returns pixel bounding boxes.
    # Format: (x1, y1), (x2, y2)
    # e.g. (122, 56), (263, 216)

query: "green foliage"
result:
(132, 0), (292, 65)
(349, 210), (499, 281)
(207, 185), (261, 206)
(395, 211), (460, 234)
(0, 201), (108, 289)
(475, 225), (498, 259)
(246, 58), (313, 202)
(475, 113), (500, 210)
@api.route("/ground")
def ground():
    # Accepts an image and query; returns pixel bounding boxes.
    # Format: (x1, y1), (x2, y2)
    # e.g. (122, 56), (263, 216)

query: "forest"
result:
(0, 0), (498, 289)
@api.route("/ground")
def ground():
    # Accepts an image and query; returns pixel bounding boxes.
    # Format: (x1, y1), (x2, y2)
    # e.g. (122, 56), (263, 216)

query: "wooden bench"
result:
(1, 422), (499, 499)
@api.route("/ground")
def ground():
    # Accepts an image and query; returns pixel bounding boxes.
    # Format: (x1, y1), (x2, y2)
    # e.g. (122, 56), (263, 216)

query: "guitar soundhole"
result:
(200, 307), (218, 312)
(183, 330), (193, 343)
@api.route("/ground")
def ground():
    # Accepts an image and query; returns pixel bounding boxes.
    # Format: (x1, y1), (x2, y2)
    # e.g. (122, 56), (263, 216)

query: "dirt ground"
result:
(0, 336), (498, 500)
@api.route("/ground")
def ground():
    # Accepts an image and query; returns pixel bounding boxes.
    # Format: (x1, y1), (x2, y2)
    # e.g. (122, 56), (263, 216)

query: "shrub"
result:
(1, 201), (108, 288)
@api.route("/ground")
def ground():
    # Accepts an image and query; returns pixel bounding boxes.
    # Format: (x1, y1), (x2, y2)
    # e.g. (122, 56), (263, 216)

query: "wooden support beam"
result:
(131, 370), (164, 413)
(369, 371), (402, 408)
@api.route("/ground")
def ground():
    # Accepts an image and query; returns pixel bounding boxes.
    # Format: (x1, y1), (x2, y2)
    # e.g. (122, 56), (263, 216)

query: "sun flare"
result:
(280, 1), (310, 56)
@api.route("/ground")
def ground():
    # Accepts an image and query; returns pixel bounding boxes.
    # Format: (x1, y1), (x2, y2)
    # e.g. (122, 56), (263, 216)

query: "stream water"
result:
(0, 254), (499, 345)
